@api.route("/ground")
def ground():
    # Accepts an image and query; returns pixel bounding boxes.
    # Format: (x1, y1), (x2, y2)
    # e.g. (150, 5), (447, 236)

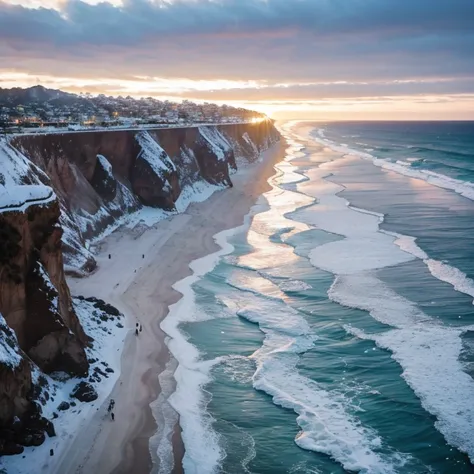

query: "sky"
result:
(0, 0), (473, 119)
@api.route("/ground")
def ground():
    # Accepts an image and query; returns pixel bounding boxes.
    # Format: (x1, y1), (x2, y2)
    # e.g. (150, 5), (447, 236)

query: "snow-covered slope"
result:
(6, 122), (280, 274)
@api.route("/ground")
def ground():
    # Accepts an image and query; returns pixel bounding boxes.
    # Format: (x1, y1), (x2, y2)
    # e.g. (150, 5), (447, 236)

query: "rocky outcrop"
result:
(70, 381), (97, 402)
(0, 313), (59, 456)
(9, 122), (280, 273)
(218, 120), (280, 162)
(0, 194), (89, 454)
(0, 198), (88, 373)
(131, 131), (180, 209)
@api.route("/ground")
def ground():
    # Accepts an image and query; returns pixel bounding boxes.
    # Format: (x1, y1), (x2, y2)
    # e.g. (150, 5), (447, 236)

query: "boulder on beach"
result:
(71, 381), (98, 402)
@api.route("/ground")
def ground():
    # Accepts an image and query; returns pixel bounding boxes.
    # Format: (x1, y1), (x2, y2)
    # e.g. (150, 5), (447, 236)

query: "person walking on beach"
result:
(107, 398), (115, 413)
(135, 328), (139, 336)
(111, 412), (115, 421)
(139, 324), (142, 332)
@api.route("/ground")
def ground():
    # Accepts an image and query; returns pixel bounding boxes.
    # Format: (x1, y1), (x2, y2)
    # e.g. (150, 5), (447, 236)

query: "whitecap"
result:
(279, 280), (313, 292)
(346, 324), (474, 462)
(382, 230), (474, 304)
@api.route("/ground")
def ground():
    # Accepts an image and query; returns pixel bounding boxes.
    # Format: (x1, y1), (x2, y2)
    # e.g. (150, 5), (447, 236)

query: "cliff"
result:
(0, 120), (279, 456)
(10, 121), (280, 273)
(0, 190), (89, 455)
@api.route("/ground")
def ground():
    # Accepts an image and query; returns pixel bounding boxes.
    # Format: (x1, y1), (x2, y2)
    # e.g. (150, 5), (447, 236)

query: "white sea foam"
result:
(245, 311), (409, 473)
(255, 361), (409, 473)
(330, 273), (431, 328)
(312, 128), (474, 201)
(225, 281), (409, 472)
(382, 230), (474, 304)
(378, 160), (474, 201)
(238, 303), (312, 341)
(150, 357), (179, 474)
(279, 280), (313, 292)
(346, 324), (474, 462)
(292, 167), (414, 275)
(284, 123), (474, 463)
(300, 128), (474, 304)
(161, 218), (254, 474)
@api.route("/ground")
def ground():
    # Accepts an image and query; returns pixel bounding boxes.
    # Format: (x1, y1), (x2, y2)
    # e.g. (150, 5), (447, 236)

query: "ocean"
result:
(161, 121), (474, 473)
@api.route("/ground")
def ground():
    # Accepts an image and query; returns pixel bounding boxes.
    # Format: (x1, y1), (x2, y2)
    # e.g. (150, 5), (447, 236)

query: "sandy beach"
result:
(50, 139), (286, 474)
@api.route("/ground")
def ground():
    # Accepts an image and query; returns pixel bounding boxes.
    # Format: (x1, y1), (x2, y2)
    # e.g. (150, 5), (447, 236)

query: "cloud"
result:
(0, 0), (473, 103)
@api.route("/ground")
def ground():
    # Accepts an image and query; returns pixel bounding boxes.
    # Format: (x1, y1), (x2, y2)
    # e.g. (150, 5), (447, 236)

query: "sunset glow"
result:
(0, 0), (472, 119)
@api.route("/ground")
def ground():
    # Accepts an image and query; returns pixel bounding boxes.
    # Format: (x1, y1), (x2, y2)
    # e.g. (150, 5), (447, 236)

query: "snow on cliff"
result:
(136, 131), (177, 175)
(0, 139), (48, 187)
(0, 297), (127, 474)
(0, 313), (22, 368)
(96, 154), (138, 211)
(0, 139), (56, 213)
(198, 126), (231, 161)
(96, 154), (113, 175)
(243, 132), (259, 157)
(0, 184), (56, 212)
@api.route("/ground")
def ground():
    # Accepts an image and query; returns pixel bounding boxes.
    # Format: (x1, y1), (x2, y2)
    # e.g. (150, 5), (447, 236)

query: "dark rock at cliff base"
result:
(44, 419), (56, 438)
(19, 429), (45, 447)
(0, 199), (90, 389)
(71, 381), (98, 402)
(57, 401), (70, 411)
(83, 296), (121, 317)
(90, 155), (117, 203)
(26, 412), (56, 438)
(0, 439), (24, 456)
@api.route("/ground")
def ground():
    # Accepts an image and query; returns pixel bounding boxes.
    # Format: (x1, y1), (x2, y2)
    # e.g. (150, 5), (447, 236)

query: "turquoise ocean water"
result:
(161, 121), (474, 474)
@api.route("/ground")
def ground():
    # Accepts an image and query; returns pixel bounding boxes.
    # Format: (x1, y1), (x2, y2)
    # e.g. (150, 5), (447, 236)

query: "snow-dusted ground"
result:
(0, 298), (126, 474)
(0, 314), (22, 369)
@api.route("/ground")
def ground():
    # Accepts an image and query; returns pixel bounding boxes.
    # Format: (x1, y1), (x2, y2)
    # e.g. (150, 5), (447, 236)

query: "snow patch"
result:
(198, 127), (231, 161)
(96, 154), (113, 176)
(0, 184), (55, 212)
(175, 180), (223, 213)
(0, 313), (23, 368)
(136, 131), (176, 176)
(0, 297), (126, 474)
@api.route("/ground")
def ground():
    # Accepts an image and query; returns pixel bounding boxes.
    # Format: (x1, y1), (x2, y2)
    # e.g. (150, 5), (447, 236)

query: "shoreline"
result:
(51, 138), (287, 474)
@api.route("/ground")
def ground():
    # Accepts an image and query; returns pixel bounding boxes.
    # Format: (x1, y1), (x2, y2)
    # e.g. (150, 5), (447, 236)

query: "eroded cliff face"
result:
(0, 199), (88, 374)
(0, 315), (55, 455)
(0, 193), (91, 454)
(10, 122), (280, 274)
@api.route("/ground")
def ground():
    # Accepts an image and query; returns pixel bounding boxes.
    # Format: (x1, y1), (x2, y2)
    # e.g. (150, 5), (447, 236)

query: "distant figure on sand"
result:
(108, 254), (111, 259)
(142, 254), (145, 259)
(111, 412), (115, 421)
(139, 324), (142, 332)
(135, 328), (139, 336)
